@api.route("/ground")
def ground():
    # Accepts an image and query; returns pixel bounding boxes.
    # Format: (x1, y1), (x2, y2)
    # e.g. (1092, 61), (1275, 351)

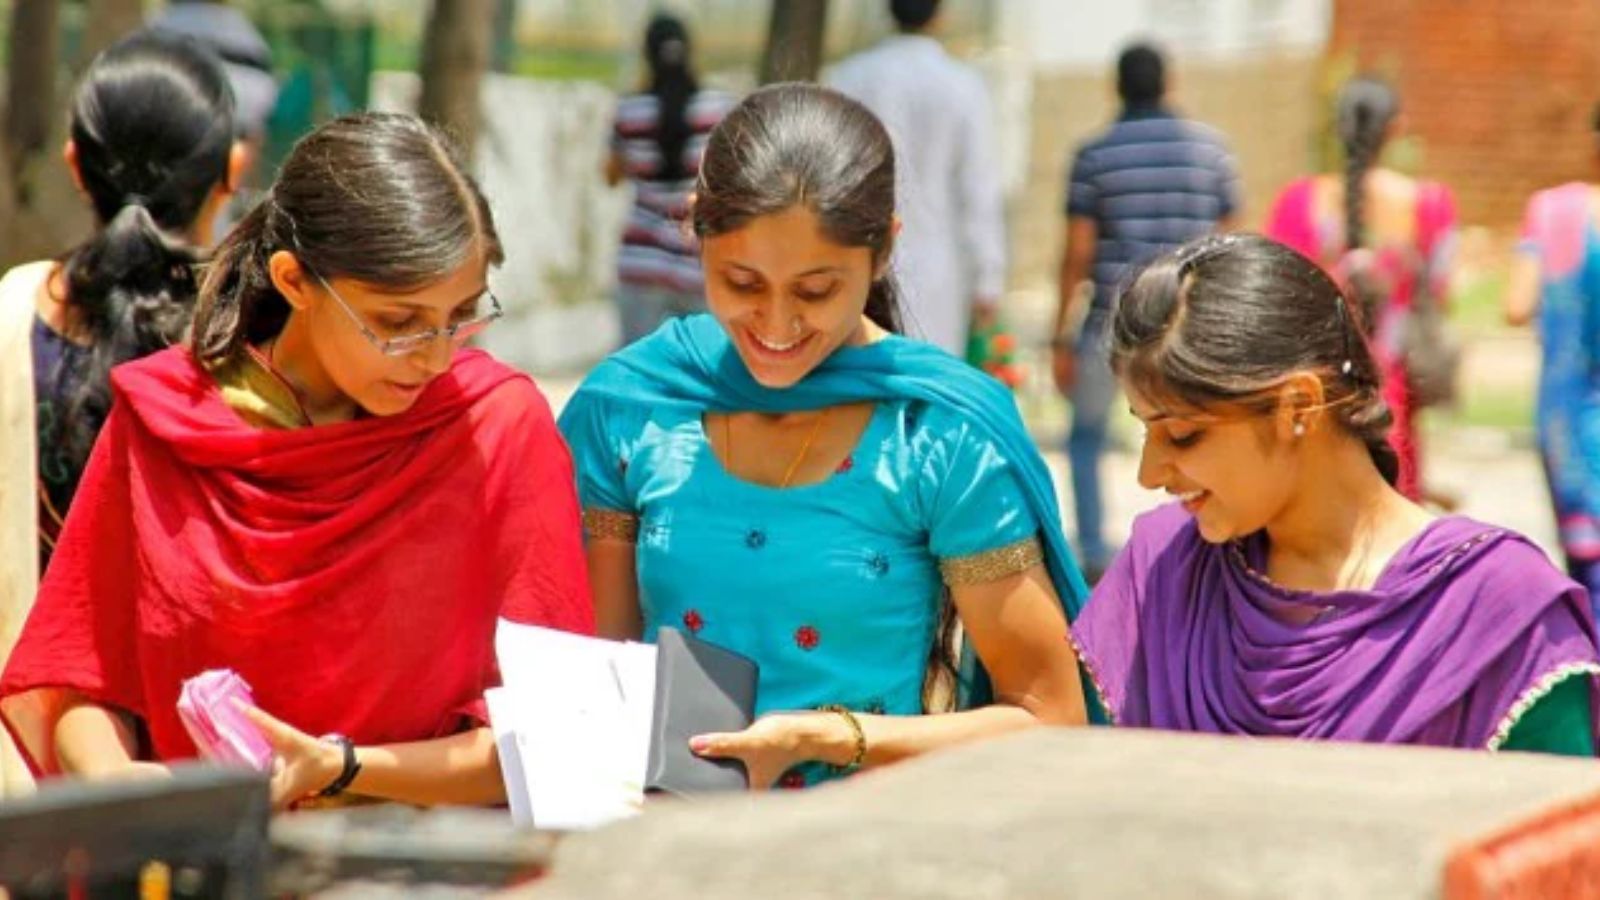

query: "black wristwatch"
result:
(317, 733), (362, 798)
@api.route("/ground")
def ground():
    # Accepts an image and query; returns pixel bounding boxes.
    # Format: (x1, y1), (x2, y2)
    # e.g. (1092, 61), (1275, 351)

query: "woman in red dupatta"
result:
(0, 113), (594, 808)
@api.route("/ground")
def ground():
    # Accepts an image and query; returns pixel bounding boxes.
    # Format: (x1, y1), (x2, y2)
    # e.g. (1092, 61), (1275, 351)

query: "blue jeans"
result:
(1067, 318), (1117, 573)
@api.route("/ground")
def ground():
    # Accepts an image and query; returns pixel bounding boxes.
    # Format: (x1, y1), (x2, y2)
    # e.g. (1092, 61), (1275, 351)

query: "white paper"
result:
(490, 620), (658, 831)
(484, 687), (533, 827)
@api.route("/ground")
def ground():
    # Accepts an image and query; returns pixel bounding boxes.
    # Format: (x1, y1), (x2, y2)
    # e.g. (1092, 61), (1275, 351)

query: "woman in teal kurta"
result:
(561, 84), (1090, 789)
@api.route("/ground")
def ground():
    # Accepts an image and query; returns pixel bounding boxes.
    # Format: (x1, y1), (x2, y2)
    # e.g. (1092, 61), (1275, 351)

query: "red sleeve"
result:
(0, 407), (146, 773)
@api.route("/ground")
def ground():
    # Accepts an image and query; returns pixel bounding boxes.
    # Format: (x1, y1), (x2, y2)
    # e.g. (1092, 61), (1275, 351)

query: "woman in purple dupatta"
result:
(1074, 234), (1600, 754)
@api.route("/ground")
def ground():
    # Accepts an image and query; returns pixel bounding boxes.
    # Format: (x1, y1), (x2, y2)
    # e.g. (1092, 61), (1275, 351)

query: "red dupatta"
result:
(0, 346), (594, 775)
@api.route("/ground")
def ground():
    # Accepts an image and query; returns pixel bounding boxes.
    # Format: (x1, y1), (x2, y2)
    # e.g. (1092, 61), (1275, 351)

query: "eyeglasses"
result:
(312, 271), (503, 357)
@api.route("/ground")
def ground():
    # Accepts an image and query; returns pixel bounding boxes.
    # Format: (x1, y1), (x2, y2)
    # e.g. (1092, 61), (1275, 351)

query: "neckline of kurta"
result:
(694, 401), (892, 496)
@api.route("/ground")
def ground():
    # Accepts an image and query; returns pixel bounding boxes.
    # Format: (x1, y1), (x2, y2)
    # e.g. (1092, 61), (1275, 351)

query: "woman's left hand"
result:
(690, 712), (842, 790)
(238, 703), (344, 810)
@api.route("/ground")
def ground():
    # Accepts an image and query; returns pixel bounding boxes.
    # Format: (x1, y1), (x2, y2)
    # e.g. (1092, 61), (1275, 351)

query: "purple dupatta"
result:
(1075, 504), (1600, 749)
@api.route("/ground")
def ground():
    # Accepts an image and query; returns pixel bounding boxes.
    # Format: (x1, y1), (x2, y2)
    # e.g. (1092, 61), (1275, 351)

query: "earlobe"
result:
(267, 250), (314, 312)
(1275, 373), (1326, 441)
(62, 141), (86, 195)
(224, 141), (252, 195)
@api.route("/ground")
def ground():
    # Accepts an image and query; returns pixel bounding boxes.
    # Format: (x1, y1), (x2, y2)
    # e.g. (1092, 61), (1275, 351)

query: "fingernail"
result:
(689, 737), (709, 754)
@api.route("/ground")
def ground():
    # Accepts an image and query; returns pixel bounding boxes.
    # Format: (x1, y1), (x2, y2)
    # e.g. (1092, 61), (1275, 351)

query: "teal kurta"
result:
(565, 395), (1039, 721)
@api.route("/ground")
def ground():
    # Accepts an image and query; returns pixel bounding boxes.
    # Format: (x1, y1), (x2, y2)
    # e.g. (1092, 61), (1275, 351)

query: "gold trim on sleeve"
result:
(583, 508), (640, 543)
(939, 536), (1045, 587)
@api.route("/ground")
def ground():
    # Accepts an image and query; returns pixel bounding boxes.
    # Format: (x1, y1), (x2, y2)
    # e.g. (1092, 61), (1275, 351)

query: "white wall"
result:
(1002, 0), (1331, 72)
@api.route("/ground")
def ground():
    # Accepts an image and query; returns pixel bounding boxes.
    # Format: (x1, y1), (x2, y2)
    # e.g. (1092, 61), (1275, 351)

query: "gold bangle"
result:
(819, 704), (866, 771)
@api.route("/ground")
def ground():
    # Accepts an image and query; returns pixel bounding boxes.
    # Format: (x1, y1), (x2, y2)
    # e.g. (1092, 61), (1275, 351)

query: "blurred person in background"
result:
(1050, 43), (1240, 582)
(1504, 103), (1600, 619)
(150, 0), (280, 239)
(0, 32), (243, 796)
(1266, 76), (1458, 505)
(605, 13), (734, 346)
(828, 0), (1007, 357)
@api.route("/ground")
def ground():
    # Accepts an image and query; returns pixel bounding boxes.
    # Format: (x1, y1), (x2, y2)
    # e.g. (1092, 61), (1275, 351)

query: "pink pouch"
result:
(176, 669), (275, 771)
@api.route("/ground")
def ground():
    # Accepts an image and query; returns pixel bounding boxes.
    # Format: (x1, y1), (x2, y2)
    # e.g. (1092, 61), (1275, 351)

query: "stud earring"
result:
(1292, 422), (1306, 438)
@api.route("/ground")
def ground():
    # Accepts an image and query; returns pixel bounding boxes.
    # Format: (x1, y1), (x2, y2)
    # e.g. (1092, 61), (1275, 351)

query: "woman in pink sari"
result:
(1265, 77), (1457, 502)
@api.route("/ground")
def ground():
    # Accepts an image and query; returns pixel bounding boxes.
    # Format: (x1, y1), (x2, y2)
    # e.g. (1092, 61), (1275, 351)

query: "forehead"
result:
(1125, 381), (1195, 423)
(336, 252), (488, 309)
(701, 205), (870, 276)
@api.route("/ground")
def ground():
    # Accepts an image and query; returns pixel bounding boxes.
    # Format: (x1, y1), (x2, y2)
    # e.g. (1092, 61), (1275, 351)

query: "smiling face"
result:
(700, 205), (881, 388)
(1126, 381), (1302, 544)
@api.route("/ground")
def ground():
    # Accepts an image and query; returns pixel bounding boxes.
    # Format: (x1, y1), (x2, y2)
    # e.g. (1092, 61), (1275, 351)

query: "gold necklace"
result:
(724, 409), (831, 488)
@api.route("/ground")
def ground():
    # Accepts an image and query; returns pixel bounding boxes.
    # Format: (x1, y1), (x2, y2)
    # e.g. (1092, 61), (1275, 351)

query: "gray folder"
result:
(644, 626), (759, 795)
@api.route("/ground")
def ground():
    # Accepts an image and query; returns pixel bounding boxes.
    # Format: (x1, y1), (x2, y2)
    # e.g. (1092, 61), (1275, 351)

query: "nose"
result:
(413, 333), (453, 377)
(758, 296), (799, 337)
(1136, 432), (1167, 492)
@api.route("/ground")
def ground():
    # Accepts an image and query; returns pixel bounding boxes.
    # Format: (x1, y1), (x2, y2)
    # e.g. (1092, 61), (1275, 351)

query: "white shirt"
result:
(828, 35), (1007, 356)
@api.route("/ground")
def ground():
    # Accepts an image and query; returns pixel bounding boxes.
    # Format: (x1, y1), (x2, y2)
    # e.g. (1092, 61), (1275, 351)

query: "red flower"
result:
(794, 625), (820, 651)
(835, 456), (854, 474)
(778, 771), (808, 790)
(682, 609), (704, 634)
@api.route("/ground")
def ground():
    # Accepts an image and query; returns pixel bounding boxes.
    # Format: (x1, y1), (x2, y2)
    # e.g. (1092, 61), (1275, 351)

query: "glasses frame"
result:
(311, 270), (504, 357)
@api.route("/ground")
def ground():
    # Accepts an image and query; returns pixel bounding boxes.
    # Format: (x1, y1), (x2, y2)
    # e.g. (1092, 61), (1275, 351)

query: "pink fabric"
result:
(1522, 182), (1592, 281)
(1264, 177), (1459, 500)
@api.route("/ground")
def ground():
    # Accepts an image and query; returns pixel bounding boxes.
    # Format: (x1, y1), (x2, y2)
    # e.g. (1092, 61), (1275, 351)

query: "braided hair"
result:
(1336, 77), (1400, 253)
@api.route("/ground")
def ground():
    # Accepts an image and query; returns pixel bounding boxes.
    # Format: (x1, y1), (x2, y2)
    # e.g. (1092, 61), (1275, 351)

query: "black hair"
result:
(52, 31), (234, 499)
(692, 83), (903, 333)
(191, 112), (504, 365)
(1111, 233), (1401, 486)
(1117, 43), (1166, 108)
(890, 0), (941, 31)
(644, 14), (698, 182)
(1336, 77), (1399, 252)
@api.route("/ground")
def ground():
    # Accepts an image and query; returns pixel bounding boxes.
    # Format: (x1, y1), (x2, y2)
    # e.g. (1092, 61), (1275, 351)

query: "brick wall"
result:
(1330, 0), (1600, 228)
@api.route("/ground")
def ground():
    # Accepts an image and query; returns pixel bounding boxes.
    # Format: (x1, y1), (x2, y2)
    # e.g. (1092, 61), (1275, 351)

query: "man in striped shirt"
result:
(1050, 43), (1239, 580)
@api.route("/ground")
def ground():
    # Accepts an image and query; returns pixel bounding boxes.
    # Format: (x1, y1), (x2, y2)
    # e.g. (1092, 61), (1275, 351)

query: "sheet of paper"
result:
(484, 687), (533, 828)
(491, 620), (658, 830)
(612, 641), (659, 790)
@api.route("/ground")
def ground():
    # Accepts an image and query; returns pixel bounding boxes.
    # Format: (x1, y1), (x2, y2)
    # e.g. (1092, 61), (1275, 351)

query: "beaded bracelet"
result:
(819, 704), (867, 771)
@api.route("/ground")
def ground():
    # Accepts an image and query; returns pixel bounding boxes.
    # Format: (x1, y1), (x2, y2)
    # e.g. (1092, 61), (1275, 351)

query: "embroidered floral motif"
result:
(745, 529), (767, 550)
(795, 625), (820, 651)
(778, 770), (808, 790)
(865, 552), (891, 578)
(682, 609), (704, 634)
